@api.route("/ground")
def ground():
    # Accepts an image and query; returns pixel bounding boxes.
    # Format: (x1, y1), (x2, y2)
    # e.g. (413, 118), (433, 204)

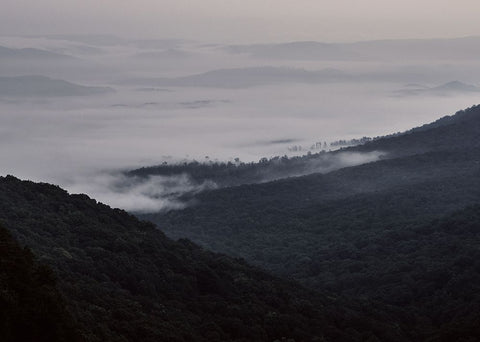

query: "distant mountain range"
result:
(0, 45), (75, 61)
(224, 36), (480, 61)
(224, 41), (363, 60)
(0, 75), (114, 97)
(394, 81), (480, 97)
(118, 65), (480, 89)
(133, 48), (193, 60)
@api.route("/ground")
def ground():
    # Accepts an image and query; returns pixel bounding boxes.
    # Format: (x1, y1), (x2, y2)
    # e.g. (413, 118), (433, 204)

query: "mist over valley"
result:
(1, 35), (480, 212)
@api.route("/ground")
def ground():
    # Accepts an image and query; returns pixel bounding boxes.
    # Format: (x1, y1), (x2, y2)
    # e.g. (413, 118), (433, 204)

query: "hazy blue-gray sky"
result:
(2, 0), (480, 42)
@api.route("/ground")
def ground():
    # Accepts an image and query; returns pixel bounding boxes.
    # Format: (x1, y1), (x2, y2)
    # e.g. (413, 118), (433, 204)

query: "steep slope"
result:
(141, 105), (480, 340)
(0, 225), (81, 342)
(0, 176), (411, 342)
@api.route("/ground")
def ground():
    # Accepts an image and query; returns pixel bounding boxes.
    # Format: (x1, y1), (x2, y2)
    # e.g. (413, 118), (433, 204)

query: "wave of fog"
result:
(316, 151), (384, 173)
(66, 172), (216, 213)
(60, 151), (383, 213)
(254, 151), (386, 184)
(0, 35), (480, 212)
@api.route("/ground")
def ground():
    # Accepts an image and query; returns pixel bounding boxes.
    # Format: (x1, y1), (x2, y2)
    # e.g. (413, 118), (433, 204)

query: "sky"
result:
(2, 0), (480, 43)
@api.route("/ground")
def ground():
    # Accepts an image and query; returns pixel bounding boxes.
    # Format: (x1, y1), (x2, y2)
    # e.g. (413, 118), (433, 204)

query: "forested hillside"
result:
(351, 104), (480, 156)
(142, 105), (480, 340)
(0, 176), (411, 342)
(130, 105), (480, 189)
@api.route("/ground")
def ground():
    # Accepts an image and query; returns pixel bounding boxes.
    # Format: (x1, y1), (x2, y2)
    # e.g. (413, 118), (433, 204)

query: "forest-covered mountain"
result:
(0, 176), (413, 342)
(141, 105), (480, 340)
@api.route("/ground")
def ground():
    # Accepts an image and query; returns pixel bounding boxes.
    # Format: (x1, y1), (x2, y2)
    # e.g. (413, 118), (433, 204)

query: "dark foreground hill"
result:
(0, 176), (412, 342)
(0, 225), (81, 342)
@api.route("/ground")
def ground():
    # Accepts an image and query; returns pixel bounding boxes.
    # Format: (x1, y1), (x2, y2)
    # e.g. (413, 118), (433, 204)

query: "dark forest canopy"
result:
(0, 176), (412, 342)
(0, 225), (81, 342)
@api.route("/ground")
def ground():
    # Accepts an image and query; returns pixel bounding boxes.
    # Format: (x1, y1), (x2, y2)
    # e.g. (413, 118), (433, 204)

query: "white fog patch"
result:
(312, 151), (385, 175)
(65, 172), (217, 213)
(335, 151), (384, 168)
(258, 150), (386, 183)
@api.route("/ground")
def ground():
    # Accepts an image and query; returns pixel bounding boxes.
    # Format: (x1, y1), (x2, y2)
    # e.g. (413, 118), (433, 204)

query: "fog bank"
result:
(0, 35), (479, 212)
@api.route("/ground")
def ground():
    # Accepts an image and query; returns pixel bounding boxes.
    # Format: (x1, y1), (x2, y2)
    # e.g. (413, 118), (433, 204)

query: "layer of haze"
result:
(1, 30), (480, 211)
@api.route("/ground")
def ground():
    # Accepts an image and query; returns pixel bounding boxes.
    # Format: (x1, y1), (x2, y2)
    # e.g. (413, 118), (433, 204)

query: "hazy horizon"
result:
(2, 1), (480, 43)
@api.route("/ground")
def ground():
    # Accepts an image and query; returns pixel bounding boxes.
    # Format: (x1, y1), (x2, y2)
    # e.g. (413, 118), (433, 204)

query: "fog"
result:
(0, 35), (479, 212)
(66, 172), (217, 213)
